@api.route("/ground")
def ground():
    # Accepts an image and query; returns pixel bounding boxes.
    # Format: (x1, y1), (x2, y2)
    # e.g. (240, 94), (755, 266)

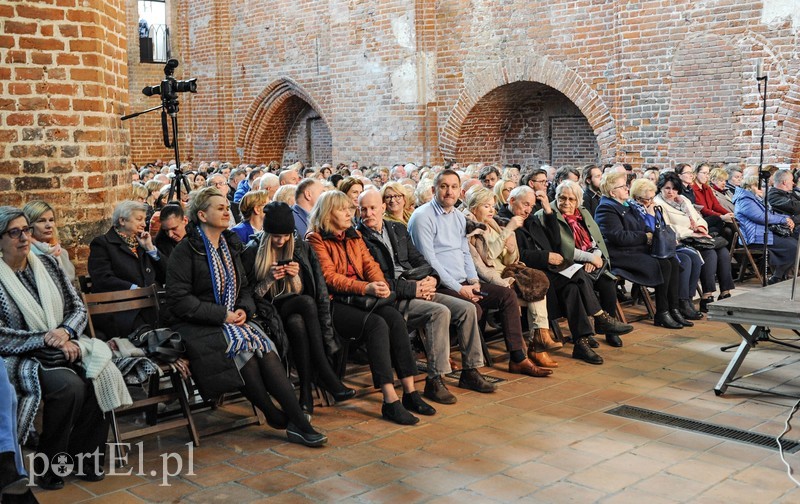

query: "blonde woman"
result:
(273, 184), (296, 206)
(241, 202), (354, 413)
(414, 178), (434, 207)
(464, 188), (559, 370)
(231, 190), (269, 244)
(22, 200), (76, 283)
(380, 182), (414, 224)
(307, 191), (434, 425)
(493, 178), (516, 209)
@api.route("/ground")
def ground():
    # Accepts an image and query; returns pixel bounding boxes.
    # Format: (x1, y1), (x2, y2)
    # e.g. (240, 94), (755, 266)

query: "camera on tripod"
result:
(142, 59), (197, 101)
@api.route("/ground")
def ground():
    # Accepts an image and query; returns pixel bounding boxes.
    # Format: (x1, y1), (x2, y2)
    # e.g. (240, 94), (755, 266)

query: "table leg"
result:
(714, 324), (760, 396)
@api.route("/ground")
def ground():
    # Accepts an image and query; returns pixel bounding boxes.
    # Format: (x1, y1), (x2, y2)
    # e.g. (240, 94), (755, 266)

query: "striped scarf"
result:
(197, 226), (269, 358)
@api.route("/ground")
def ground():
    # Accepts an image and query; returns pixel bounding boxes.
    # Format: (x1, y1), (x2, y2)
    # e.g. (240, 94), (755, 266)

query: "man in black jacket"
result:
(154, 203), (187, 259)
(581, 164), (602, 217)
(500, 186), (632, 363)
(357, 190), (495, 404)
(768, 169), (800, 225)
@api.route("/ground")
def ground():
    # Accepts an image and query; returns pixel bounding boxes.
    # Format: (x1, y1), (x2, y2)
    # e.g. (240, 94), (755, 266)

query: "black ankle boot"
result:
(572, 338), (604, 365)
(0, 452), (28, 495)
(654, 311), (683, 329)
(678, 299), (703, 320)
(670, 309), (693, 327)
(699, 297), (714, 313)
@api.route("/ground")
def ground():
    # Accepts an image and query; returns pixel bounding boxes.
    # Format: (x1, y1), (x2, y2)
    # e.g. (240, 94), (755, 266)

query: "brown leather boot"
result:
(533, 328), (563, 351)
(530, 351), (558, 368)
(508, 358), (552, 377)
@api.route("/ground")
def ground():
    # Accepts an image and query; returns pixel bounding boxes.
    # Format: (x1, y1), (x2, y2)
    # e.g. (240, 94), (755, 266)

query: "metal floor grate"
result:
(606, 405), (800, 453)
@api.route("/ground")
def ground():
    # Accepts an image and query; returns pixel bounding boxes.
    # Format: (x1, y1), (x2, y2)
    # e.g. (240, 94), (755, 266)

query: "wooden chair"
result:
(729, 218), (765, 284)
(82, 286), (200, 456)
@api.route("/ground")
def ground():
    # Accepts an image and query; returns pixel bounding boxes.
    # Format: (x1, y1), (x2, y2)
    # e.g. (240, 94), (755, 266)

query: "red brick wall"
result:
(158, 0), (800, 169)
(284, 106), (333, 166)
(0, 0), (129, 271)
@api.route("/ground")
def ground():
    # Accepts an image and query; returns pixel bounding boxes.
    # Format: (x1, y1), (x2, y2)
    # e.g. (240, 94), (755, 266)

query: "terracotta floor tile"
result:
(530, 480), (607, 503)
(295, 475), (368, 501)
(631, 473), (712, 501)
(282, 456), (353, 480)
(238, 470), (306, 495)
(599, 489), (680, 504)
(664, 458), (736, 484)
(340, 462), (408, 488)
(467, 473), (539, 500)
(503, 461), (570, 486)
(79, 491), (149, 504)
(229, 452), (292, 472)
(441, 455), (510, 478)
(182, 462), (250, 487)
(400, 467), (482, 495)
(566, 463), (647, 493)
(357, 482), (430, 503)
(248, 492), (314, 504)
(128, 480), (198, 503)
(184, 483), (264, 503)
(695, 478), (787, 503)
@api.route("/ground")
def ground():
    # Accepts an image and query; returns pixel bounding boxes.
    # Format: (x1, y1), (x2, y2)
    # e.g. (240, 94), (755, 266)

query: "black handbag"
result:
(331, 292), (397, 311)
(769, 223), (793, 237)
(399, 265), (435, 281)
(651, 206), (677, 259)
(127, 325), (186, 363)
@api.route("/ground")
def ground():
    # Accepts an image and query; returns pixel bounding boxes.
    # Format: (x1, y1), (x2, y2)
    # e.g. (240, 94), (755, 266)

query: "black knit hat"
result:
(263, 202), (295, 235)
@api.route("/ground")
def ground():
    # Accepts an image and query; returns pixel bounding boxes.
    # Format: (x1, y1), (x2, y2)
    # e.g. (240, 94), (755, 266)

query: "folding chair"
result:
(729, 218), (765, 284)
(82, 286), (199, 455)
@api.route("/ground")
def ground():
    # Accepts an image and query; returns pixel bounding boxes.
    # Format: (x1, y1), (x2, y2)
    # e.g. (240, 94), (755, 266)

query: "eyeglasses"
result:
(531, 179), (547, 185)
(612, 184), (629, 191)
(557, 196), (577, 203)
(681, 171), (694, 176)
(384, 194), (403, 201)
(2, 226), (34, 240)
(211, 181), (226, 188)
(636, 197), (654, 204)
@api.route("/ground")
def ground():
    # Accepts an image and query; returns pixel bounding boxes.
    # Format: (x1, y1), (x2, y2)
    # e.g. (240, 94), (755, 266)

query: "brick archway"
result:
(237, 78), (331, 164)
(440, 57), (616, 163)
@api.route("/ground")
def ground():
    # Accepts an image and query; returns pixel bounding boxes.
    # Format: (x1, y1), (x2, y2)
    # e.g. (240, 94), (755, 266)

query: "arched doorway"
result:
(455, 81), (600, 167)
(238, 79), (332, 165)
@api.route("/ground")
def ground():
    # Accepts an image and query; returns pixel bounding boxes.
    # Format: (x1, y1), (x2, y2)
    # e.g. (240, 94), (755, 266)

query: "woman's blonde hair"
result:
(599, 172), (627, 197)
(253, 231), (299, 298)
(130, 183), (148, 201)
(709, 168), (729, 185)
(238, 190), (269, 220)
(273, 185), (296, 206)
(309, 190), (353, 233)
(380, 181), (414, 223)
(187, 187), (224, 224)
(414, 178), (434, 206)
(465, 186), (496, 211)
(493, 179), (514, 205)
(22, 200), (58, 242)
(629, 178), (656, 199)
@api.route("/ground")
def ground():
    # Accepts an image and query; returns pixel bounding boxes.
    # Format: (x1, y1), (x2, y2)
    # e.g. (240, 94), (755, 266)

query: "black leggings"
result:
(654, 257), (681, 312)
(275, 295), (346, 406)
(331, 302), (417, 389)
(238, 352), (314, 434)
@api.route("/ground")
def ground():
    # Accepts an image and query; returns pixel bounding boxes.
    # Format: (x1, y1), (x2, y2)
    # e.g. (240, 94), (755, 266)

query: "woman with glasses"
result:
(381, 182), (414, 225)
(307, 191), (434, 425)
(708, 168), (736, 213)
(630, 180), (704, 321)
(595, 172), (685, 329)
(0, 206), (109, 489)
(675, 163), (697, 203)
(655, 172), (734, 312)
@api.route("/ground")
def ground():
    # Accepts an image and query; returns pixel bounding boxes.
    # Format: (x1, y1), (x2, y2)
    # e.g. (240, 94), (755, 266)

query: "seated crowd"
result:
(2, 157), (799, 498)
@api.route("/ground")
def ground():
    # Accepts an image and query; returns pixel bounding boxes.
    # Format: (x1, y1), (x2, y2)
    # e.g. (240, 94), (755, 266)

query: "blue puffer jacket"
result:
(733, 187), (787, 245)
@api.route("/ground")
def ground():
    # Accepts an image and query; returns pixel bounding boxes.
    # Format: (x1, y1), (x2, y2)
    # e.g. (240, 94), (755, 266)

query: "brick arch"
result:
(237, 78), (330, 163)
(440, 57), (616, 163)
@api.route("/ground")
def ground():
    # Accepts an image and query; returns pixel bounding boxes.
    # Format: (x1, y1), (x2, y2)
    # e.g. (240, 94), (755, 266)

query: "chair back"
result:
(81, 285), (159, 339)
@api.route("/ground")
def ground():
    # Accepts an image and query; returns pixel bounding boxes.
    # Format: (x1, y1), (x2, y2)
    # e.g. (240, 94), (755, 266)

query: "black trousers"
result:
(548, 269), (603, 339)
(38, 367), (109, 470)
(437, 282), (524, 352)
(331, 302), (417, 389)
(654, 257), (681, 312)
(593, 273), (618, 315)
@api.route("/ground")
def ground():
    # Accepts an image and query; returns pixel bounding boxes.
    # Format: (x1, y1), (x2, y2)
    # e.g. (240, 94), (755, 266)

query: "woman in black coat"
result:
(242, 202), (354, 414)
(87, 200), (166, 339)
(164, 188), (326, 447)
(594, 172), (686, 329)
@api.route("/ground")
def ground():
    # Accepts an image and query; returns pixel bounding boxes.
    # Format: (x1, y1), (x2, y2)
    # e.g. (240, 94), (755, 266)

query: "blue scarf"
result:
(627, 199), (656, 231)
(198, 226), (270, 358)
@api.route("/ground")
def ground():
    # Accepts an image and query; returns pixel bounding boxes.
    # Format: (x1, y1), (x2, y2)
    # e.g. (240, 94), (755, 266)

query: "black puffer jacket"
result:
(164, 225), (255, 400)
(241, 234), (340, 356)
(357, 219), (434, 300)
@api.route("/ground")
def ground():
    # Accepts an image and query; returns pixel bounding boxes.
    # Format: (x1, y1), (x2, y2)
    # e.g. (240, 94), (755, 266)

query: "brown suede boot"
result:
(533, 328), (563, 351)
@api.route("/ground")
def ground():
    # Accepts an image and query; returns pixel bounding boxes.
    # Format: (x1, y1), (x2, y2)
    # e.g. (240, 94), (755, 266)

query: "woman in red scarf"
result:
(548, 181), (624, 346)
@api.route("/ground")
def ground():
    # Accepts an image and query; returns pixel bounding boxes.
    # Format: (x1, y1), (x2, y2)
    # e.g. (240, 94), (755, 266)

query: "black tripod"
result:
(122, 59), (196, 202)
(757, 63), (770, 287)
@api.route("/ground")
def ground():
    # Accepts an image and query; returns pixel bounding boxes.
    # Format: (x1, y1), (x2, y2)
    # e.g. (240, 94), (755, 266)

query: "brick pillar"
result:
(0, 0), (129, 272)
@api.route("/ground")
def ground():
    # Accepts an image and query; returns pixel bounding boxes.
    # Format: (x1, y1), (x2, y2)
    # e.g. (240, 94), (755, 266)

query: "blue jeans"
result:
(0, 358), (26, 476)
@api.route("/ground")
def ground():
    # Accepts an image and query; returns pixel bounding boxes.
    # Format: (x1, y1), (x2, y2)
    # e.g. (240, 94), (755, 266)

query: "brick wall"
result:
(0, 0), (129, 272)
(283, 106), (333, 166)
(147, 0), (800, 169)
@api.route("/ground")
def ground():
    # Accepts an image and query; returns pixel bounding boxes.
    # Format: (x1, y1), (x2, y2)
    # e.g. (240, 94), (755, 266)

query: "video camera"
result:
(142, 59), (197, 104)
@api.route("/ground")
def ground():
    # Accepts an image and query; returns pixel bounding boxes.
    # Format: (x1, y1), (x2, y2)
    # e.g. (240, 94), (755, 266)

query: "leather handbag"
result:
(651, 206), (677, 259)
(399, 265), (435, 281)
(331, 292), (397, 311)
(769, 223), (793, 238)
(127, 325), (186, 363)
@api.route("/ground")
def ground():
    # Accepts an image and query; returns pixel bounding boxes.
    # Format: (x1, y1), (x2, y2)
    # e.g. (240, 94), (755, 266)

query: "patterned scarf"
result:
(0, 252), (64, 331)
(563, 210), (593, 251)
(662, 195), (698, 229)
(628, 199), (656, 231)
(114, 228), (139, 255)
(197, 226), (269, 358)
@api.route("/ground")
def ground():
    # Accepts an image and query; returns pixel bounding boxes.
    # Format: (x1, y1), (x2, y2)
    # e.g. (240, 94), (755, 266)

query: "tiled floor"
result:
(28, 284), (800, 503)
